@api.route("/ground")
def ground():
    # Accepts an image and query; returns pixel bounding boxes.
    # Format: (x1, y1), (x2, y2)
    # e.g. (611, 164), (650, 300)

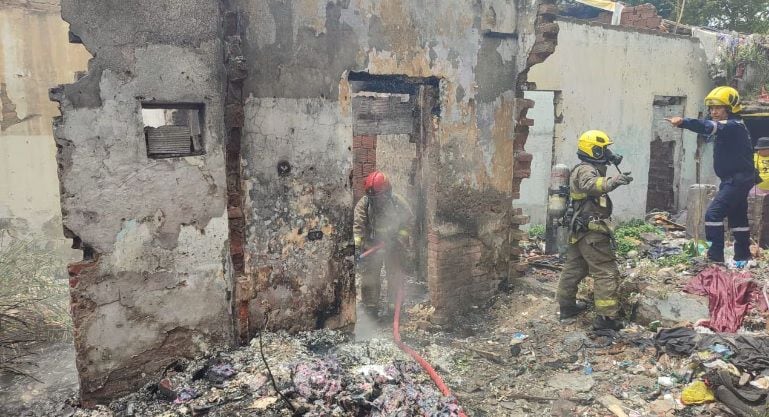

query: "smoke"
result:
(354, 302), (383, 340)
(353, 184), (421, 339)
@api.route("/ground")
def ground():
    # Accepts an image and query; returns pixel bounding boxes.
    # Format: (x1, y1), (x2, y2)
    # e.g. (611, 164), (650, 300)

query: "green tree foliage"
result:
(679, 0), (769, 33)
(560, 0), (769, 33)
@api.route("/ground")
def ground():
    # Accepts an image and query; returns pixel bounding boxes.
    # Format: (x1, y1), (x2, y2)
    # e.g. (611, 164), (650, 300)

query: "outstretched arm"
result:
(575, 167), (633, 197)
(666, 116), (718, 136)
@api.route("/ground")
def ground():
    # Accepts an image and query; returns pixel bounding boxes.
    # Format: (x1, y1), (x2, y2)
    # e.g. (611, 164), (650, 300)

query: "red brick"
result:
(538, 22), (559, 36)
(227, 207), (243, 219)
(511, 214), (530, 225)
(515, 158), (532, 170)
(538, 3), (558, 17)
(510, 229), (527, 241)
(515, 152), (533, 162)
(513, 167), (531, 179)
(518, 98), (536, 109)
(353, 135), (376, 149)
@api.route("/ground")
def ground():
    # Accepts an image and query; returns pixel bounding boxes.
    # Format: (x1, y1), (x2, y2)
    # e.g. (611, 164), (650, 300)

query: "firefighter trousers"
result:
(359, 248), (403, 310)
(557, 231), (620, 317)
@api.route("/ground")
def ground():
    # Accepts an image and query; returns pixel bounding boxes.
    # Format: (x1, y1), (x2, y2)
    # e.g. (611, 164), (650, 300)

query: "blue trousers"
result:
(705, 174), (754, 262)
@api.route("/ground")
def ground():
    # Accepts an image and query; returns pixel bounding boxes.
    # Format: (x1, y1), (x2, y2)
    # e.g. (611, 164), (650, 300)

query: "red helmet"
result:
(364, 171), (391, 196)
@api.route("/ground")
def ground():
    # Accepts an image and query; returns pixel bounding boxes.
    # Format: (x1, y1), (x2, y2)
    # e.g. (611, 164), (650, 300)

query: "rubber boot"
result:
(559, 300), (587, 322)
(593, 315), (623, 331)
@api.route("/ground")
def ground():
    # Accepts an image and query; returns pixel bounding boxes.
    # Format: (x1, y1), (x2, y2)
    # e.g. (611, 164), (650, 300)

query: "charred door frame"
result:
(348, 72), (440, 286)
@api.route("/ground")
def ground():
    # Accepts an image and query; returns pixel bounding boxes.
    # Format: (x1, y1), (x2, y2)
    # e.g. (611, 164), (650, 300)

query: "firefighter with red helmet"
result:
(353, 171), (414, 316)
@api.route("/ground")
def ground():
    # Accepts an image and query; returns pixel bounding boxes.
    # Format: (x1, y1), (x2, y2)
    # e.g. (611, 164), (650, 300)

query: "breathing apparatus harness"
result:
(561, 150), (624, 240)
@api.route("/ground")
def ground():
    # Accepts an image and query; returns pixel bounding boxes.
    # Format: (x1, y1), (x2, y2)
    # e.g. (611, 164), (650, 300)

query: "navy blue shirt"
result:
(680, 117), (753, 180)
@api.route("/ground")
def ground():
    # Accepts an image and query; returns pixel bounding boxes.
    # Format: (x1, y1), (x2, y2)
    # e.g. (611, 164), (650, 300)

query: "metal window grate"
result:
(141, 104), (205, 158)
(146, 125), (194, 155)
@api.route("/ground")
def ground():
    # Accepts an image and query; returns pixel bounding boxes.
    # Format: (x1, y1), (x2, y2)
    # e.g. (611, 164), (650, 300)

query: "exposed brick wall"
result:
(352, 135), (377, 203)
(620, 3), (662, 30)
(594, 11), (613, 25)
(508, 0), (558, 280)
(427, 233), (494, 315)
(223, 9), (251, 345)
(646, 138), (676, 212)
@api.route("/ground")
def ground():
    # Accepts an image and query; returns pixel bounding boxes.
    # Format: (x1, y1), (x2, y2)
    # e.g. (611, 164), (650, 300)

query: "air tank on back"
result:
(545, 164), (570, 255)
(547, 164), (570, 219)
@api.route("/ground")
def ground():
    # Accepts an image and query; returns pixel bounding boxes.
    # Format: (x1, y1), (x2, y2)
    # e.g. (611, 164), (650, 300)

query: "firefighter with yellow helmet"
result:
(557, 130), (633, 330)
(667, 86), (755, 267)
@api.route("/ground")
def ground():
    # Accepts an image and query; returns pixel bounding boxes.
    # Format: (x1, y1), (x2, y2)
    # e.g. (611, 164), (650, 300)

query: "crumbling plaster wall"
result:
(53, 0), (232, 404)
(51, 0), (556, 402)
(234, 0), (552, 328)
(528, 18), (714, 220)
(0, 0), (90, 252)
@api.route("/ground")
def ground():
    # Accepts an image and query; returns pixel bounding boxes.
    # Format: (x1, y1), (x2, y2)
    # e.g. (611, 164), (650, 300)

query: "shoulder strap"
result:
(570, 162), (598, 201)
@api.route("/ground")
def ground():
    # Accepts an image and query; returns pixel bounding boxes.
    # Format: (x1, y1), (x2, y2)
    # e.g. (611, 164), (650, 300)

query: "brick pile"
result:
(620, 3), (662, 30)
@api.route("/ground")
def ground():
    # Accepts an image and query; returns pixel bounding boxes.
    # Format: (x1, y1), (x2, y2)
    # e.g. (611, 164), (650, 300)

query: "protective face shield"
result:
(605, 148), (623, 166)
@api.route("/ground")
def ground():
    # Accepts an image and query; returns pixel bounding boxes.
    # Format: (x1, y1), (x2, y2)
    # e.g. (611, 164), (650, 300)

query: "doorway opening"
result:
(646, 96), (686, 213)
(348, 72), (438, 337)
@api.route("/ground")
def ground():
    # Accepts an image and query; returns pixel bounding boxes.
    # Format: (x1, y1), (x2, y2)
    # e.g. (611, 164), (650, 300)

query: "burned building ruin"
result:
(50, 0), (558, 403)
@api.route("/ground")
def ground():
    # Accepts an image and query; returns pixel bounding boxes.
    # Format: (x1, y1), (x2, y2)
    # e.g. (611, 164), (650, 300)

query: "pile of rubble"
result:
(14, 215), (769, 417)
(18, 330), (462, 417)
(514, 214), (769, 416)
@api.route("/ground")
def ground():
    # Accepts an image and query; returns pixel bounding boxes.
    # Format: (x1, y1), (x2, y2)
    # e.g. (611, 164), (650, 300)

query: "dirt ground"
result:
(3, 254), (764, 417)
(398, 269), (725, 417)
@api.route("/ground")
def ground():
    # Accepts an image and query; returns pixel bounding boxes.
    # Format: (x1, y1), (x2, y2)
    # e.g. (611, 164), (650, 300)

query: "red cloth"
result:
(684, 266), (768, 333)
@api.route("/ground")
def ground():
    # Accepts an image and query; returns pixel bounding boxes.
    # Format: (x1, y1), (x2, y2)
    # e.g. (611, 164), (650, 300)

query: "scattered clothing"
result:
(708, 369), (769, 416)
(655, 328), (769, 374)
(684, 266), (766, 332)
(655, 327), (698, 355)
(729, 336), (769, 372)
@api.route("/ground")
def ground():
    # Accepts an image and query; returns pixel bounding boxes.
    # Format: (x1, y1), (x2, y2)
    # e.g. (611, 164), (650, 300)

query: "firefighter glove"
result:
(608, 173), (633, 189)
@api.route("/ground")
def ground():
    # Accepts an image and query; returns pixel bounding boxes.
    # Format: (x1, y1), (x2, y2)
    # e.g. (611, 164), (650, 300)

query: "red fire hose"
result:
(357, 242), (385, 261)
(359, 242), (467, 416)
(393, 281), (468, 417)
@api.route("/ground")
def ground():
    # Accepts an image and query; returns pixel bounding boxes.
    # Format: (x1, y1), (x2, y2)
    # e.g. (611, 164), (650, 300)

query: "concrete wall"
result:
(0, 1), (90, 248)
(53, 0), (232, 404)
(234, 0), (556, 328)
(528, 18), (715, 220)
(519, 90), (555, 226)
(53, 0), (558, 402)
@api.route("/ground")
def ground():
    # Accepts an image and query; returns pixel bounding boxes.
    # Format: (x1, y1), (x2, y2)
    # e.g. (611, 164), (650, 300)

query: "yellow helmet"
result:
(577, 130), (613, 162)
(704, 86), (742, 113)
